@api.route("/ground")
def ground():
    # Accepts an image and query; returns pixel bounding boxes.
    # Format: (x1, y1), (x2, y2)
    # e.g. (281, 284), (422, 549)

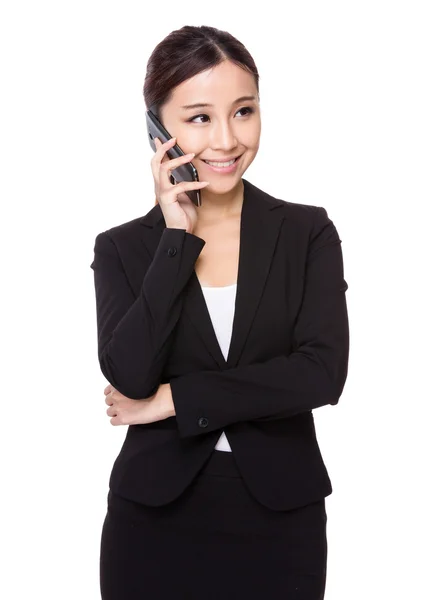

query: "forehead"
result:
(169, 60), (257, 106)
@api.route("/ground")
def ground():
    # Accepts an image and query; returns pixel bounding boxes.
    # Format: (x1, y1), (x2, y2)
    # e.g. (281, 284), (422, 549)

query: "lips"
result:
(202, 156), (241, 165)
(199, 154), (242, 174)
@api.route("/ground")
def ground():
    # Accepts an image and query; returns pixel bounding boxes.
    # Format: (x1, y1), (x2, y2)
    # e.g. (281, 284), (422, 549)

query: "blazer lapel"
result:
(139, 178), (286, 370)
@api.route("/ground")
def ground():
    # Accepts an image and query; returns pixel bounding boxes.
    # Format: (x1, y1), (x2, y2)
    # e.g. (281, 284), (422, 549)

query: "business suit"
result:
(92, 177), (349, 598)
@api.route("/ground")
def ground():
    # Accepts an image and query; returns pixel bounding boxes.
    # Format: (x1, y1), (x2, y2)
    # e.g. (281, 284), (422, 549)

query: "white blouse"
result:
(200, 282), (237, 452)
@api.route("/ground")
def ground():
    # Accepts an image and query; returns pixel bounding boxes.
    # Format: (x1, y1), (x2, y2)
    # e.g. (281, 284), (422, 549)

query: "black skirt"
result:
(100, 449), (328, 599)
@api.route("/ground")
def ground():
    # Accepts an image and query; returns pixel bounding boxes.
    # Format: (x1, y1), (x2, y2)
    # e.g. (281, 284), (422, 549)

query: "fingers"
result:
(151, 136), (209, 210)
(151, 137), (176, 169)
(151, 138), (173, 186)
(152, 139), (189, 188)
(159, 154), (195, 183)
(174, 180), (210, 194)
(105, 386), (114, 405)
(154, 138), (169, 165)
(152, 138), (209, 186)
(158, 155), (197, 191)
(106, 405), (116, 417)
(160, 151), (195, 173)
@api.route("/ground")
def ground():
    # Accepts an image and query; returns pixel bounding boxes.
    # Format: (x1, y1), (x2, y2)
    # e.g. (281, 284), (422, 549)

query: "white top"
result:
(200, 282), (237, 452)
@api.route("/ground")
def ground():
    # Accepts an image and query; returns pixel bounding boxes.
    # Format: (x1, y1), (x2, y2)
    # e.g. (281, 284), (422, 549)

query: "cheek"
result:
(240, 123), (261, 152)
(243, 133), (260, 153)
(174, 126), (205, 155)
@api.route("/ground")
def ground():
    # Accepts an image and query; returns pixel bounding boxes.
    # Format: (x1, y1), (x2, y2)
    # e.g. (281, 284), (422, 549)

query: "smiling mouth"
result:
(202, 155), (242, 167)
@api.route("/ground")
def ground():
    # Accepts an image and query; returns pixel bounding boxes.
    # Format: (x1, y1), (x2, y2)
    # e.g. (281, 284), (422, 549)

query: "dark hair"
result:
(143, 25), (259, 119)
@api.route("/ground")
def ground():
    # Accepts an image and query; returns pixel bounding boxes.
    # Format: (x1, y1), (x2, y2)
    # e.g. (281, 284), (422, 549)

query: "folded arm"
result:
(170, 207), (349, 438)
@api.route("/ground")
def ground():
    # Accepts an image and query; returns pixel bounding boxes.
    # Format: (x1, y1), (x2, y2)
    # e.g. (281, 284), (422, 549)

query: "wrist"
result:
(158, 383), (176, 418)
(165, 222), (193, 234)
(165, 221), (187, 230)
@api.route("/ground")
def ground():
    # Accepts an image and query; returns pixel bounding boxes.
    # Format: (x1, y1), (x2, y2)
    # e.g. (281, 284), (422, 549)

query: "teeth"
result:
(205, 158), (236, 167)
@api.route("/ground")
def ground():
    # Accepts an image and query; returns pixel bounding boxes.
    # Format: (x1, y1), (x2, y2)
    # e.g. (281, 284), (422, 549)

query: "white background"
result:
(1, 1), (428, 598)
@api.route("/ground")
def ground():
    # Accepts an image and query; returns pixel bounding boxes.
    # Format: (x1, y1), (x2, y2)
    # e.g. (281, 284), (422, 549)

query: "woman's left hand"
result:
(104, 383), (175, 426)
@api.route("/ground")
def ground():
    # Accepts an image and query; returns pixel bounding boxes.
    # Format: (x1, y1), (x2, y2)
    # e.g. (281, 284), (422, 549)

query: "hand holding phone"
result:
(146, 109), (206, 208)
(151, 136), (209, 233)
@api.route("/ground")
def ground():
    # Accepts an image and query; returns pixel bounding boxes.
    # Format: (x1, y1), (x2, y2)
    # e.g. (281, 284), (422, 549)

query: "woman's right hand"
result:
(151, 137), (209, 234)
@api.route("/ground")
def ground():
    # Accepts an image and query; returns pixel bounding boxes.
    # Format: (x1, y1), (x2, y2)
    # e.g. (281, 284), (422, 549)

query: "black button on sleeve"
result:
(167, 247), (177, 257)
(198, 417), (209, 428)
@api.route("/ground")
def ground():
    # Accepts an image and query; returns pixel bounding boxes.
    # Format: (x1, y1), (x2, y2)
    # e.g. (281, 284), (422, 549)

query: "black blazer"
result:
(90, 178), (349, 511)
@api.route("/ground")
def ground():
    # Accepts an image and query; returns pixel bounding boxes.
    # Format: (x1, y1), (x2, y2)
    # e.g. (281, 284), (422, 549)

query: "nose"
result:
(209, 118), (238, 152)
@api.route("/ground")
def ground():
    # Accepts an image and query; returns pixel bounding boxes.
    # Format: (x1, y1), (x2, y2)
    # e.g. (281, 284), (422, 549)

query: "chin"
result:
(204, 178), (242, 194)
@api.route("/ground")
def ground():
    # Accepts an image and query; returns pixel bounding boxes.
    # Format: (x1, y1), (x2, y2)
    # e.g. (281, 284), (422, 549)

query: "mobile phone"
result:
(145, 109), (202, 207)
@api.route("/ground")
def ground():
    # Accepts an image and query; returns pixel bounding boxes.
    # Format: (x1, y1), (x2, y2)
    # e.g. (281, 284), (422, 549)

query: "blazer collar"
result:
(139, 178), (286, 369)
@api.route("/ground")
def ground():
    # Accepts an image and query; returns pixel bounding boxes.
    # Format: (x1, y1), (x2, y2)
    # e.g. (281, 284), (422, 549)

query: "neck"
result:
(197, 179), (244, 223)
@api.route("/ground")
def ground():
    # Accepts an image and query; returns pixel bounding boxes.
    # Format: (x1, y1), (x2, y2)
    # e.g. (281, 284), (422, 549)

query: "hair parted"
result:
(143, 25), (259, 118)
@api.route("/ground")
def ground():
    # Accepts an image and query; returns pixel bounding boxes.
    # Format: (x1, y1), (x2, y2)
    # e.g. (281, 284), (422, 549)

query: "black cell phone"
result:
(145, 109), (202, 207)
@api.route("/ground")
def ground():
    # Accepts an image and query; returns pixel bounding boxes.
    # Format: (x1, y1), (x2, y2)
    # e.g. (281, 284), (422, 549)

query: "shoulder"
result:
(245, 180), (339, 257)
(92, 202), (159, 247)
(278, 198), (337, 252)
(101, 214), (147, 240)
(245, 179), (330, 231)
(281, 198), (328, 226)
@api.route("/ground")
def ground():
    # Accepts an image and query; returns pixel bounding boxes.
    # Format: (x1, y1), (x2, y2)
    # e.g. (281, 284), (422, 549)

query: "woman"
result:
(91, 25), (349, 600)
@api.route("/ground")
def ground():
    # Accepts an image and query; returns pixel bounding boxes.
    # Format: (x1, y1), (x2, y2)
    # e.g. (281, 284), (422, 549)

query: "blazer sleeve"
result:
(170, 207), (349, 438)
(90, 227), (205, 399)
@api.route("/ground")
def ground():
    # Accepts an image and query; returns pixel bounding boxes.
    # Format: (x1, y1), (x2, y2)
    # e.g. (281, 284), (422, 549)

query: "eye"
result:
(188, 114), (210, 124)
(236, 106), (254, 117)
(187, 106), (255, 123)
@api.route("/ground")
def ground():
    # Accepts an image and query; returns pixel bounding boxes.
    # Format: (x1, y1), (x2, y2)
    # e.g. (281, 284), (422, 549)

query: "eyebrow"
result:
(180, 95), (257, 110)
